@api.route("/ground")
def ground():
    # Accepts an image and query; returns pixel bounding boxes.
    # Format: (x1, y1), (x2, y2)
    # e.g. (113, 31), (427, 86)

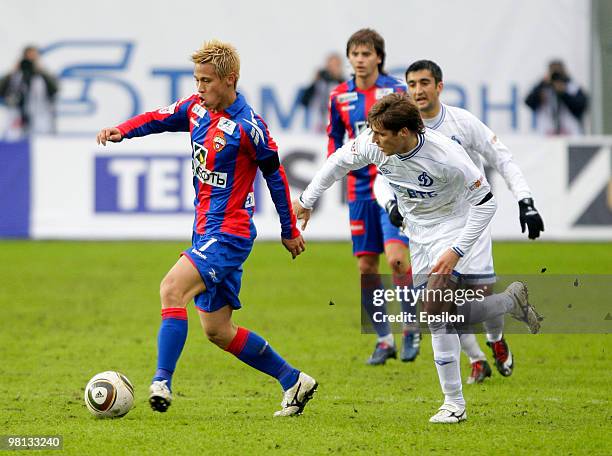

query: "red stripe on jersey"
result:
(220, 129), (257, 238)
(117, 96), (195, 136)
(347, 174), (357, 202)
(225, 327), (250, 355)
(194, 126), (219, 234)
(363, 87), (378, 116)
(367, 164), (378, 199)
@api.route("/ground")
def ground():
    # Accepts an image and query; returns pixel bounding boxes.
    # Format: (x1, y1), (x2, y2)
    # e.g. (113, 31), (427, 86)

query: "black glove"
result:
(519, 198), (544, 240)
(385, 200), (403, 228)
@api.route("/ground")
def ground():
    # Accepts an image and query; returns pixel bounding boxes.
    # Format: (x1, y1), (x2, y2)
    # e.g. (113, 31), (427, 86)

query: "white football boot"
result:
(429, 403), (467, 424)
(149, 380), (172, 412)
(273, 372), (318, 417)
(506, 281), (543, 334)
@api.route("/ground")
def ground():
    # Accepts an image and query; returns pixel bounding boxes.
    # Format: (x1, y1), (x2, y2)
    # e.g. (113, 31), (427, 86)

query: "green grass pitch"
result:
(1, 241), (610, 455)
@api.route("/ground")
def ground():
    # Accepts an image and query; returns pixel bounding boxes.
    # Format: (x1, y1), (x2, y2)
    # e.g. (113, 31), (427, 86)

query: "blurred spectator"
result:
(0, 45), (58, 139)
(299, 53), (344, 132)
(525, 59), (588, 135)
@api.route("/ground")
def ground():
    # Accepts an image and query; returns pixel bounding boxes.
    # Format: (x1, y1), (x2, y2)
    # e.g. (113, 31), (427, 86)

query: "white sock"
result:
(459, 333), (486, 363)
(377, 333), (395, 346)
(483, 314), (504, 343)
(430, 324), (464, 408)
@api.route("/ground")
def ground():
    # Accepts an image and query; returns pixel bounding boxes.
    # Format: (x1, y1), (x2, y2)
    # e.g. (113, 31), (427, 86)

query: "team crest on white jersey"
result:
(418, 171), (434, 187)
(337, 92), (358, 104)
(218, 117), (237, 135)
(469, 177), (484, 191)
(192, 104), (206, 118)
(375, 88), (394, 99)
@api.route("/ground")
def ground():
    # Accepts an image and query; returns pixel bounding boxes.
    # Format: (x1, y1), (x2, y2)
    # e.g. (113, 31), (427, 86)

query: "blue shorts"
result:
(348, 200), (408, 257)
(181, 233), (253, 313)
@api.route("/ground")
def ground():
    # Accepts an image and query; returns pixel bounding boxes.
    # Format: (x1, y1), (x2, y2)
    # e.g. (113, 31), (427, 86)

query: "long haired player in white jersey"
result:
(293, 93), (542, 423)
(376, 60), (544, 384)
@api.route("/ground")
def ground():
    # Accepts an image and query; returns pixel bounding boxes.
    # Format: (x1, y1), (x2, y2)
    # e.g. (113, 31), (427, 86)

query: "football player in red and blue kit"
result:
(327, 29), (420, 365)
(96, 40), (317, 417)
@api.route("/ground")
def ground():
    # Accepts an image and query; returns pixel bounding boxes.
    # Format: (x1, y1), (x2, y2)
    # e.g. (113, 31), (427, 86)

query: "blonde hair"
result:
(191, 39), (240, 85)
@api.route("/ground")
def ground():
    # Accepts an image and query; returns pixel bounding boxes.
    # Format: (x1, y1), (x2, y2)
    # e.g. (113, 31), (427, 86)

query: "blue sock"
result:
(226, 327), (300, 391)
(361, 275), (391, 337)
(152, 307), (188, 391)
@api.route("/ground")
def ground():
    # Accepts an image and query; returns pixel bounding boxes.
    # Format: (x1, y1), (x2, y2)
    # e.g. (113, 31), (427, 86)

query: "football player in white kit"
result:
(293, 93), (542, 423)
(376, 60), (545, 384)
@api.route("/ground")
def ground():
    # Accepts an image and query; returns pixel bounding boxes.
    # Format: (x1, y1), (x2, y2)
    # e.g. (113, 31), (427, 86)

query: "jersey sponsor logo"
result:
(340, 105), (355, 112)
(191, 141), (228, 188)
(192, 104), (206, 118)
(213, 132), (226, 151)
(469, 177), (483, 191)
(350, 219), (365, 236)
(418, 171), (433, 187)
(158, 102), (177, 114)
(336, 92), (358, 103)
(375, 88), (394, 99)
(244, 191), (255, 208)
(218, 117), (236, 135)
(390, 182), (437, 199)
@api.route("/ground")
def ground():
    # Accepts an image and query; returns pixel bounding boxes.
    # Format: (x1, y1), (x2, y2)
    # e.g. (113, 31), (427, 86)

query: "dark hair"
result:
(405, 60), (443, 84)
(368, 92), (425, 134)
(346, 28), (386, 73)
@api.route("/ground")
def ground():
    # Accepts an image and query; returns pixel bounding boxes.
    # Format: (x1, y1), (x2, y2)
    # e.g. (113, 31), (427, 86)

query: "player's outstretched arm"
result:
(96, 127), (123, 146)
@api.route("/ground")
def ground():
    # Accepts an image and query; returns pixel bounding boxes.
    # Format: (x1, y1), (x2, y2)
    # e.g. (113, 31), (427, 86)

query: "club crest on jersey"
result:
(218, 117), (236, 135)
(337, 92), (358, 104)
(469, 177), (483, 191)
(191, 104), (206, 118)
(375, 88), (394, 99)
(418, 171), (433, 187)
(213, 133), (226, 151)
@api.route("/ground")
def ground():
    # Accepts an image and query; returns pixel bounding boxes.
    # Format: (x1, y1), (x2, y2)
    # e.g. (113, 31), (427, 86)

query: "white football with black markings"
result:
(84, 371), (134, 418)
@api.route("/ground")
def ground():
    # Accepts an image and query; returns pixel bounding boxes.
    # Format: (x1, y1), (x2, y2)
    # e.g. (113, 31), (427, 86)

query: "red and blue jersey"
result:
(327, 74), (406, 202)
(117, 93), (299, 241)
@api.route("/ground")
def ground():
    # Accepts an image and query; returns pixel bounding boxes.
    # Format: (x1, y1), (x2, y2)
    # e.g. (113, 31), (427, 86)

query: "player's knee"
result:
(387, 256), (407, 274)
(358, 256), (378, 275)
(159, 276), (183, 308)
(204, 326), (231, 348)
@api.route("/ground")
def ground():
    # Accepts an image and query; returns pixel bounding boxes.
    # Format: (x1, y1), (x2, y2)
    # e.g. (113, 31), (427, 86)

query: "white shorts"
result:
(407, 221), (495, 288)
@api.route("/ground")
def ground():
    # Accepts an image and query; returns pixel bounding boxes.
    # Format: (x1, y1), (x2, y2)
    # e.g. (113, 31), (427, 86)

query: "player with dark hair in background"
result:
(327, 29), (419, 365)
(96, 39), (317, 417)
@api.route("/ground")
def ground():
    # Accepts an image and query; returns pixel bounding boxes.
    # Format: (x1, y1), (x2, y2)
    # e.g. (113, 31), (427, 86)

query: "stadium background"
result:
(1, 1), (611, 454)
(1, 0), (610, 241)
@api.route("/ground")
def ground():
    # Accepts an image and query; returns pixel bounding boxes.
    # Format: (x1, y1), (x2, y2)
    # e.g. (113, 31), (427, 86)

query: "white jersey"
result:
(425, 103), (531, 200)
(301, 128), (494, 249)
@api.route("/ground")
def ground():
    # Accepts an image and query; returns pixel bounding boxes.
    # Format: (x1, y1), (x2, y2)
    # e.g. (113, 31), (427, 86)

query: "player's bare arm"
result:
(96, 127), (123, 146)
